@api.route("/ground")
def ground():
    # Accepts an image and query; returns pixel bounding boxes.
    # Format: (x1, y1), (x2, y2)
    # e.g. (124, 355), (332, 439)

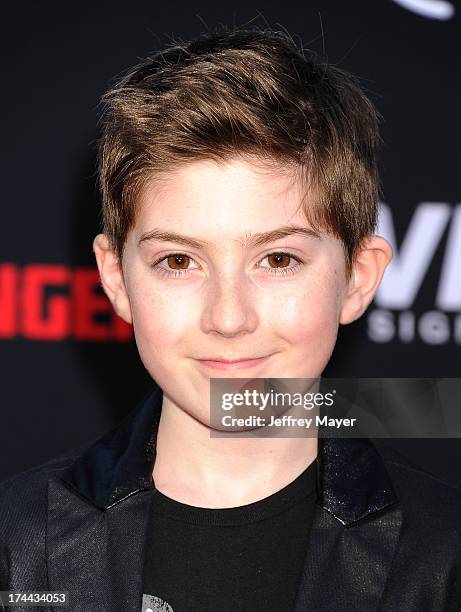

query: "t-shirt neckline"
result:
(149, 458), (318, 526)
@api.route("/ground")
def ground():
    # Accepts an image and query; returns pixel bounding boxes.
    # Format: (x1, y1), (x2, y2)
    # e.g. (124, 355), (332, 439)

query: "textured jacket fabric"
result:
(1, 384), (461, 612)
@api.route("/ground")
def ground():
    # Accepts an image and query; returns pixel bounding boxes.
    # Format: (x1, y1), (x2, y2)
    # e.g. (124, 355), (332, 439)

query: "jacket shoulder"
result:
(371, 439), (461, 533)
(0, 444), (96, 590)
(0, 444), (91, 540)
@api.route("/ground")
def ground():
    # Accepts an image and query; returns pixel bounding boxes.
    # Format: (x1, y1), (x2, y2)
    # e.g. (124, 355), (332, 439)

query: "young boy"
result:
(1, 26), (461, 612)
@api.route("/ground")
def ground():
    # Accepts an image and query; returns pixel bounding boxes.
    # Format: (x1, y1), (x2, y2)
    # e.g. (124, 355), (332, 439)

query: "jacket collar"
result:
(60, 385), (398, 526)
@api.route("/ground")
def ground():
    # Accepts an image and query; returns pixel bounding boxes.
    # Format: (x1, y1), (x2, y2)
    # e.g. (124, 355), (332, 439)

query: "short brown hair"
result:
(97, 26), (382, 279)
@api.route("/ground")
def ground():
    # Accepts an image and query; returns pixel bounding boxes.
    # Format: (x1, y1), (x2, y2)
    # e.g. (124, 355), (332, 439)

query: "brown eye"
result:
(166, 254), (190, 269)
(267, 253), (291, 268)
(259, 252), (304, 277)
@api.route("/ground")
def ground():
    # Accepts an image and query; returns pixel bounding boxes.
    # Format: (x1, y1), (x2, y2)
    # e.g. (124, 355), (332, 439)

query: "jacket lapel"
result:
(47, 386), (163, 612)
(294, 437), (403, 612)
(47, 478), (155, 611)
(47, 385), (403, 612)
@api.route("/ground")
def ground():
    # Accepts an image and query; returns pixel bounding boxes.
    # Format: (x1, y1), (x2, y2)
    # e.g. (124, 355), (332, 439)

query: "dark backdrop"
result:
(1, 0), (460, 484)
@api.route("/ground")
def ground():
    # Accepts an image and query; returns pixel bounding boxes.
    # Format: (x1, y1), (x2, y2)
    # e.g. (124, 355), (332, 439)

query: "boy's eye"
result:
(258, 252), (304, 276)
(162, 254), (194, 271)
(260, 253), (296, 270)
(151, 252), (304, 278)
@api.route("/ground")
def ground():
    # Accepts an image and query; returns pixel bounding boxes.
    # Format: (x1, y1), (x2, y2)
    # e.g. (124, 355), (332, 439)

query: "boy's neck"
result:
(152, 397), (318, 508)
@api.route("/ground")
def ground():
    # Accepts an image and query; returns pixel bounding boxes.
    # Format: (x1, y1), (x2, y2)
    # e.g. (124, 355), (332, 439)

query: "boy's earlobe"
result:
(92, 234), (133, 325)
(339, 236), (393, 325)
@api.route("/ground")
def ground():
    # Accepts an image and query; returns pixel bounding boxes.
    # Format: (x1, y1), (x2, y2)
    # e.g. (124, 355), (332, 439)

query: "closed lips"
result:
(199, 356), (267, 362)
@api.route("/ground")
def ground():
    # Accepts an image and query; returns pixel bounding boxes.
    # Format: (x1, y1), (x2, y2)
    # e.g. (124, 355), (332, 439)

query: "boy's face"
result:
(94, 157), (392, 426)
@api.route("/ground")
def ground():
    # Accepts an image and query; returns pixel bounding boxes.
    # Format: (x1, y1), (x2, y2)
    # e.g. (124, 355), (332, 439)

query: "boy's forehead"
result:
(135, 157), (311, 228)
(143, 156), (300, 187)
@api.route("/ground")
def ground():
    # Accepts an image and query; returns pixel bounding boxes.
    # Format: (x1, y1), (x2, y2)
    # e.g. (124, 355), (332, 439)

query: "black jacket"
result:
(1, 384), (461, 612)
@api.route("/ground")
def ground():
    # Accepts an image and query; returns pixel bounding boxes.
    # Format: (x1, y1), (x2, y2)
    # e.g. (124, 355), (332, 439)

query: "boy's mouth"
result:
(196, 354), (274, 370)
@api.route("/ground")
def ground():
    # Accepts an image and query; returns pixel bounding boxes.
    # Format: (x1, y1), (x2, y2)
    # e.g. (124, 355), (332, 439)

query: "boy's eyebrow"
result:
(137, 225), (322, 249)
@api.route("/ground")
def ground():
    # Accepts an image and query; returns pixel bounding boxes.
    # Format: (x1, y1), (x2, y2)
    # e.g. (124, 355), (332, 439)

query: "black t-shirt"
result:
(142, 458), (318, 612)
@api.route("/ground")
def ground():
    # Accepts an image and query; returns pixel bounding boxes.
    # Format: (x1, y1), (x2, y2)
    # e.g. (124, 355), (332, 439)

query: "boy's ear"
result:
(339, 235), (393, 325)
(92, 233), (133, 325)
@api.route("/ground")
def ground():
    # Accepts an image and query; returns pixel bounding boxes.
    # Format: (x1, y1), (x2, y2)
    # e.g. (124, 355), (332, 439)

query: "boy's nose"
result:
(200, 276), (259, 337)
